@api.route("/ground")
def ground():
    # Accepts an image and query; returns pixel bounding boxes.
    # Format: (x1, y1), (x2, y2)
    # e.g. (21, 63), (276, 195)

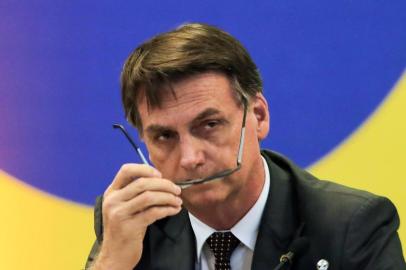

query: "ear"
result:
(251, 93), (270, 141)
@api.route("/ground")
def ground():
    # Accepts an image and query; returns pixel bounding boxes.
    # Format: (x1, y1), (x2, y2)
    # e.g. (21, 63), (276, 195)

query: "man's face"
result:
(138, 71), (269, 208)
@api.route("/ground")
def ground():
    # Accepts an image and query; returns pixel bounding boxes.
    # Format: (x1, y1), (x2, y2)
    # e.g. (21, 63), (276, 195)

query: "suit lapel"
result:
(147, 208), (196, 270)
(144, 150), (303, 270)
(251, 151), (301, 270)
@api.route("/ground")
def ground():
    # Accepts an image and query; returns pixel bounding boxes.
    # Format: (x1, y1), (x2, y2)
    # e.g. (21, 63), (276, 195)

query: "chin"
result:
(181, 179), (229, 208)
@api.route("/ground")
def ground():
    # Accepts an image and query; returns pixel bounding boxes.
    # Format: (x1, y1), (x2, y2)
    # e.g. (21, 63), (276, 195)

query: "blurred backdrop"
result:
(1, 1), (405, 269)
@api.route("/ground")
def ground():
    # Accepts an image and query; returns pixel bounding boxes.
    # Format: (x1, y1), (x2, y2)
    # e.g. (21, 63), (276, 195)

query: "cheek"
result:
(148, 148), (180, 178)
(247, 113), (267, 141)
(145, 139), (174, 161)
(149, 148), (168, 164)
(242, 122), (262, 157)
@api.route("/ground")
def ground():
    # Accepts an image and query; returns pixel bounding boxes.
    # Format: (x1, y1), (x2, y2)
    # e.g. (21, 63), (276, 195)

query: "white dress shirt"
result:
(189, 156), (271, 270)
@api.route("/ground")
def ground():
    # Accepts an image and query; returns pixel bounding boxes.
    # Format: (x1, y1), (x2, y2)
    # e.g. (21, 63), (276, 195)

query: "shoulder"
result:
(261, 149), (392, 220)
(261, 149), (404, 268)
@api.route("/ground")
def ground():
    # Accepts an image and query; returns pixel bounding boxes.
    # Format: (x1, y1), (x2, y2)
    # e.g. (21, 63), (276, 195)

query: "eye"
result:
(200, 119), (226, 133)
(154, 130), (176, 142)
(205, 120), (219, 129)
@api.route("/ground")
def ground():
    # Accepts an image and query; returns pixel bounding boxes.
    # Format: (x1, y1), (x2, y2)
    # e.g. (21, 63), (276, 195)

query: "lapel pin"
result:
(316, 259), (329, 270)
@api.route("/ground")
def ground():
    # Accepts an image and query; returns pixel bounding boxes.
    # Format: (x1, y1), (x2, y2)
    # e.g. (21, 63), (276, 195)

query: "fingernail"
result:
(176, 197), (183, 205)
(174, 185), (182, 194)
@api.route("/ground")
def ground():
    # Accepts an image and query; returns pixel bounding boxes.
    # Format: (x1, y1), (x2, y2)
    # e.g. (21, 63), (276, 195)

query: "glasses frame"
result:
(113, 96), (248, 189)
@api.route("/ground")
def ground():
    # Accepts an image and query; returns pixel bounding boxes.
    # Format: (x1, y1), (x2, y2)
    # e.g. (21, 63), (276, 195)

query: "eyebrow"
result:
(144, 108), (223, 135)
(191, 108), (222, 125)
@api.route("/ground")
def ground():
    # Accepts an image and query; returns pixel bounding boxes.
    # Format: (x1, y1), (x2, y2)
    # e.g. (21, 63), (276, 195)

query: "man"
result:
(86, 23), (405, 269)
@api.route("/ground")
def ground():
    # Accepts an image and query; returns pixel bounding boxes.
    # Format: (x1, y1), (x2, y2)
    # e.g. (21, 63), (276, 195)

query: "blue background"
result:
(1, 1), (405, 205)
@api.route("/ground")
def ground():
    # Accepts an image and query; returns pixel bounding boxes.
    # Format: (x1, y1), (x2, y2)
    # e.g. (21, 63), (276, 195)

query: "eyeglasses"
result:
(113, 97), (247, 189)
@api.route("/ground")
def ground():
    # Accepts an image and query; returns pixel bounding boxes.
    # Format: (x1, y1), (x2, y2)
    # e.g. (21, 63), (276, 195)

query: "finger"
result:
(123, 190), (182, 215)
(103, 192), (182, 226)
(103, 185), (181, 223)
(115, 177), (181, 201)
(136, 205), (182, 227)
(109, 163), (162, 191)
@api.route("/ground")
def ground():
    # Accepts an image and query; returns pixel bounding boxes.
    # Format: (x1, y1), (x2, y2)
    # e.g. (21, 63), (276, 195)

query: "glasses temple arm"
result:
(113, 124), (150, 165)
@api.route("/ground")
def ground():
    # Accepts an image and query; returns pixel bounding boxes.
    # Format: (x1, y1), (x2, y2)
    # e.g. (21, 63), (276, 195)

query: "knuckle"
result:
(135, 177), (148, 190)
(120, 163), (133, 175)
(110, 206), (127, 220)
(108, 208), (121, 219)
(102, 192), (121, 212)
(142, 191), (154, 204)
(102, 198), (114, 213)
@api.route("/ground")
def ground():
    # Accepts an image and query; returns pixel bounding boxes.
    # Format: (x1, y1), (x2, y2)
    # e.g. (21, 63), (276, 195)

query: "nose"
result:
(179, 135), (205, 171)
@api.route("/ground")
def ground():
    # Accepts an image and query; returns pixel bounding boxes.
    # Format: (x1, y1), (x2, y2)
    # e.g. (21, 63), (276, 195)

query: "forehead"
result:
(138, 72), (239, 127)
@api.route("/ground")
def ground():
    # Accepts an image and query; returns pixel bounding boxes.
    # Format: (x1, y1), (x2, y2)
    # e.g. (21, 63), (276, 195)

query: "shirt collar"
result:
(189, 156), (271, 260)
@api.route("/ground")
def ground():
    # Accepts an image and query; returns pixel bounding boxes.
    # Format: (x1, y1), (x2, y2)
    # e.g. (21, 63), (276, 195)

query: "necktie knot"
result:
(206, 232), (240, 270)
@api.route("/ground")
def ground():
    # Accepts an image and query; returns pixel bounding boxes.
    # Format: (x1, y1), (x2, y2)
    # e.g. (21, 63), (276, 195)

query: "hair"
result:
(121, 23), (263, 130)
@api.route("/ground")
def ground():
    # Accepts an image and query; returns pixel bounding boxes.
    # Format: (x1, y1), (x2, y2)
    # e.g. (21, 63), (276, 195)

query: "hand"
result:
(92, 164), (182, 270)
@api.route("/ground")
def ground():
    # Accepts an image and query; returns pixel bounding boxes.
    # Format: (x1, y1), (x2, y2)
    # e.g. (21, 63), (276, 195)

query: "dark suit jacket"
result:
(86, 150), (405, 269)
